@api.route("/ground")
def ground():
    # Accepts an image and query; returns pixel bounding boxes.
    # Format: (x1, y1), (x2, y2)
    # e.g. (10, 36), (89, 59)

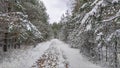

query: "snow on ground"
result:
(0, 39), (104, 68)
(0, 41), (51, 68)
(32, 43), (69, 68)
(53, 39), (103, 68)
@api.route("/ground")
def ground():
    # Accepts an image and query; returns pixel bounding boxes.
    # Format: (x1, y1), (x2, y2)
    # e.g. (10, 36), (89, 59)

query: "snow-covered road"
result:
(0, 39), (103, 68)
(44, 39), (103, 68)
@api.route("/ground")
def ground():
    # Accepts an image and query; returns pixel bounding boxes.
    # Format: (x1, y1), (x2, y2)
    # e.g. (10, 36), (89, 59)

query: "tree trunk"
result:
(114, 36), (118, 68)
(106, 45), (108, 62)
(3, 33), (8, 52)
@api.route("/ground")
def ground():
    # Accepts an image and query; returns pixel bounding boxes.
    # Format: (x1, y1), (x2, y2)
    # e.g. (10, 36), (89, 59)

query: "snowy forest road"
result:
(0, 39), (103, 68)
(32, 39), (103, 68)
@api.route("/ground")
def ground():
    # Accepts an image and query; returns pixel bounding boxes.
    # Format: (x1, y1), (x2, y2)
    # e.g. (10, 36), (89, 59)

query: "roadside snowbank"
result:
(0, 41), (51, 68)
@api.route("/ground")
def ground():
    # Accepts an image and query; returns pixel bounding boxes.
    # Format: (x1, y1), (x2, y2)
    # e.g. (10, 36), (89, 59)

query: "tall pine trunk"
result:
(114, 35), (118, 68)
(3, 33), (8, 52)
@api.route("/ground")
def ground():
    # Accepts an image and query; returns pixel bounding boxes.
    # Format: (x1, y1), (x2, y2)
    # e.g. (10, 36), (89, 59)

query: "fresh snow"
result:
(106, 29), (120, 42)
(81, 13), (89, 25)
(112, 0), (119, 3)
(0, 41), (51, 68)
(53, 39), (103, 68)
(0, 39), (104, 68)
(91, 0), (99, 6)
(81, 3), (88, 9)
(102, 10), (120, 22)
(86, 24), (92, 31)
(97, 32), (103, 36)
(81, 0), (108, 25)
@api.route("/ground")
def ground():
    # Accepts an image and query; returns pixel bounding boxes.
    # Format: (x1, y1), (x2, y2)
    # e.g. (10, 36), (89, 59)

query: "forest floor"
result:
(0, 39), (104, 68)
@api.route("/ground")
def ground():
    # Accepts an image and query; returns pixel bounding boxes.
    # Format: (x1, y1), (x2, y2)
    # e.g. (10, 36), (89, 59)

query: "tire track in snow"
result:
(32, 41), (69, 68)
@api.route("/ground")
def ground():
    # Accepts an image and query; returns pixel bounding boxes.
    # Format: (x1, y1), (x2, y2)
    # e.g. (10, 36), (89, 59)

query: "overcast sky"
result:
(40, 0), (70, 24)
